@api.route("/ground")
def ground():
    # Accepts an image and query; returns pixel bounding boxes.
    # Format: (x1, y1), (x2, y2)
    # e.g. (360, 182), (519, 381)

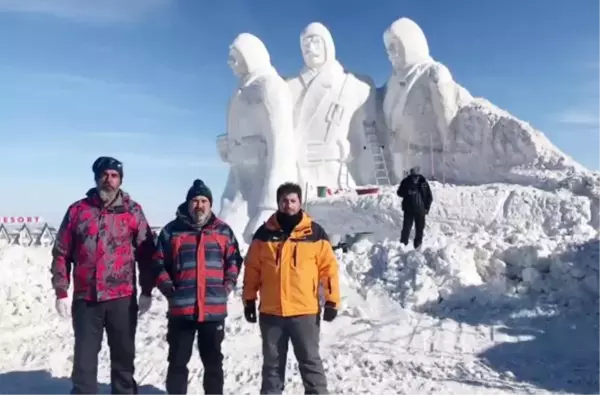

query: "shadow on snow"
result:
(0, 369), (165, 394)
(417, 238), (600, 394)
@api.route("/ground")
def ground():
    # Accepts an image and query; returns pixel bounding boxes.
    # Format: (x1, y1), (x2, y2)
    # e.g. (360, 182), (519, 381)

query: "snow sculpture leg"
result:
(218, 168), (248, 240)
(242, 161), (276, 243)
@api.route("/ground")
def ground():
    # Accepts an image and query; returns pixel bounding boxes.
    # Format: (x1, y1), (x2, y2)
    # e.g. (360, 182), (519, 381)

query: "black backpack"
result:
(406, 176), (426, 214)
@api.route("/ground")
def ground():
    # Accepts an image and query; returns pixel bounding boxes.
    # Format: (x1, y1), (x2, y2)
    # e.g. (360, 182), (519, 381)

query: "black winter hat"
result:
(92, 156), (123, 179)
(186, 179), (213, 205)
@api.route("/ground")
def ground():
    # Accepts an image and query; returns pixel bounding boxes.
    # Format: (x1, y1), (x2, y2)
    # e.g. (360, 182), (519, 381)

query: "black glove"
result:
(322, 301), (337, 322)
(244, 300), (257, 323)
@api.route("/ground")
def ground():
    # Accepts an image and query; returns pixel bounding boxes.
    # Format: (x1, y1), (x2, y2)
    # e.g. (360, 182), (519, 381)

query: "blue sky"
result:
(0, 0), (597, 226)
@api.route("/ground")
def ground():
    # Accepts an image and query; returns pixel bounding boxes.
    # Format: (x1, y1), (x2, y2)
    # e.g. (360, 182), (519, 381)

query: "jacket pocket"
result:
(169, 285), (196, 308)
(72, 262), (90, 293)
(205, 285), (227, 305)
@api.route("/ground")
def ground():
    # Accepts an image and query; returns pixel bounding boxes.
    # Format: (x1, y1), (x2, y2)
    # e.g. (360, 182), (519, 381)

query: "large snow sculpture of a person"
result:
(381, 17), (471, 181)
(217, 33), (298, 243)
(287, 22), (373, 197)
(381, 17), (590, 190)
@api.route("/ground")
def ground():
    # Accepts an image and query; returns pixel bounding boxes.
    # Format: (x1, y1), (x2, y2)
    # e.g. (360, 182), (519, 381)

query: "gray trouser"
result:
(71, 296), (138, 394)
(259, 313), (328, 395)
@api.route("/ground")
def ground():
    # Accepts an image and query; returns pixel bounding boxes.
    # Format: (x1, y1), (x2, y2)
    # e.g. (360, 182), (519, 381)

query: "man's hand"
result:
(322, 301), (337, 322)
(138, 294), (152, 316)
(244, 300), (257, 323)
(55, 298), (70, 318)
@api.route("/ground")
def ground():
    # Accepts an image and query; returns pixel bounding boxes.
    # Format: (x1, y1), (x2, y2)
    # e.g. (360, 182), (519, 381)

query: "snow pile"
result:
(307, 182), (599, 309)
(445, 97), (588, 186)
(0, 246), (54, 328)
(2, 245), (578, 395)
(0, 178), (598, 394)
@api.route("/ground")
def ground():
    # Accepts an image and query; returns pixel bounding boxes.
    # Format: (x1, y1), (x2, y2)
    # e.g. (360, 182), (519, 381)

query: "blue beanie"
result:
(186, 179), (213, 205)
(92, 156), (123, 179)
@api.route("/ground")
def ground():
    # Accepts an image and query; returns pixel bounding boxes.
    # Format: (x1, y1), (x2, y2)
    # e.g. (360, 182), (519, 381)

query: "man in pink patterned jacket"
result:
(50, 156), (156, 394)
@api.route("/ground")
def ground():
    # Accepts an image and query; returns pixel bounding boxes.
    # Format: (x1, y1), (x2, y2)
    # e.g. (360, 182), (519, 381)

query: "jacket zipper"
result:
(275, 232), (289, 266)
(293, 244), (298, 267)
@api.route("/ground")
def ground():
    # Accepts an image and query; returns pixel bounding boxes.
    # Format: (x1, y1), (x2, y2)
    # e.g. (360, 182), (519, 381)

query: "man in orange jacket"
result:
(243, 182), (340, 395)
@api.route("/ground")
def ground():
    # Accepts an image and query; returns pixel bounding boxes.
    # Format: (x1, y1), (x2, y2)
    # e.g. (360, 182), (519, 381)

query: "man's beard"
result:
(191, 210), (210, 226)
(98, 185), (118, 204)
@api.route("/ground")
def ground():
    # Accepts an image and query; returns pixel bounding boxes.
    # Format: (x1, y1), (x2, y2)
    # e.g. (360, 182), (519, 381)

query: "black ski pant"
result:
(259, 313), (328, 395)
(401, 210), (426, 248)
(70, 295), (138, 394)
(165, 318), (225, 395)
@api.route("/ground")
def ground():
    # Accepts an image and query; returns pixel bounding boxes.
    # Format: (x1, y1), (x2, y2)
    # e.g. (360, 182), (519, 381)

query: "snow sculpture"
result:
(217, 33), (298, 243)
(287, 22), (374, 197)
(381, 17), (469, 181)
(380, 17), (588, 188)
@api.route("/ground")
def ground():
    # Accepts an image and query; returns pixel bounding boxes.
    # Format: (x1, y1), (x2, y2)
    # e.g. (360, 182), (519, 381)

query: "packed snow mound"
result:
(5, 245), (580, 395)
(308, 183), (597, 236)
(0, 246), (54, 325)
(307, 183), (599, 309)
(1, 182), (599, 394)
(445, 98), (589, 185)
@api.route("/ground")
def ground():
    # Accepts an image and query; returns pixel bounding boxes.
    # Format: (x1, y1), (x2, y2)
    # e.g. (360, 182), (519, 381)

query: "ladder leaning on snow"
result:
(363, 120), (392, 186)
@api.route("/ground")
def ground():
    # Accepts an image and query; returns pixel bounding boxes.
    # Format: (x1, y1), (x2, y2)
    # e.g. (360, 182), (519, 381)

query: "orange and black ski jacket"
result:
(242, 211), (341, 317)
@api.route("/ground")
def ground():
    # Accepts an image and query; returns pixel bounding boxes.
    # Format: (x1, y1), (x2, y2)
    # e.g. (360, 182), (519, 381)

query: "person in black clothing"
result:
(396, 167), (433, 249)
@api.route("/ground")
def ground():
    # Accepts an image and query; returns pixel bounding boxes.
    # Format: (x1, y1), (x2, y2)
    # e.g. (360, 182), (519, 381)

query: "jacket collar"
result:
(175, 202), (217, 231)
(265, 210), (313, 239)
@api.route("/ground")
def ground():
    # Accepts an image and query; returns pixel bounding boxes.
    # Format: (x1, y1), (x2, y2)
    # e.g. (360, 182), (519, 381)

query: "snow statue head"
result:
(383, 17), (431, 71)
(300, 22), (336, 69)
(228, 33), (272, 78)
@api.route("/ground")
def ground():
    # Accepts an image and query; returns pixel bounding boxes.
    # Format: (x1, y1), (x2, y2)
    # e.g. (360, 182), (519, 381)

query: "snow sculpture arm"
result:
(347, 83), (378, 184)
(314, 224), (341, 308)
(130, 203), (156, 296)
(216, 134), (230, 163)
(50, 206), (76, 299)
(428, 63), (459, 150)
(242, 236), (262, 302)
(257, 78), (297, 210)
(152, 227), (175, 297)
(337, 138), (351, 162)
(347, 105), (365, 157)
(242, 77), (297, 243)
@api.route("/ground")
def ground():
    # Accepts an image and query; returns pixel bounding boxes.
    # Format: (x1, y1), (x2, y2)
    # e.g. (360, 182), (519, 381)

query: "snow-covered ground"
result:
(0, 182), (598, 394)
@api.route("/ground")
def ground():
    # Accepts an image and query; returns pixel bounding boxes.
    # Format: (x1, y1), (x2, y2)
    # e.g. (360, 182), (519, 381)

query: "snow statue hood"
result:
(383, 17), (432, 70)
(230, 33), (275, 84)
(300, 22), (337, 68)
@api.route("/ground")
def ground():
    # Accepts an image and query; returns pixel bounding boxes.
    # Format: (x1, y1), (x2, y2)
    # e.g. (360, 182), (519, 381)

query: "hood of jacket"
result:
(230, 32), (276, 85)
(383, 17), (432, 70)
